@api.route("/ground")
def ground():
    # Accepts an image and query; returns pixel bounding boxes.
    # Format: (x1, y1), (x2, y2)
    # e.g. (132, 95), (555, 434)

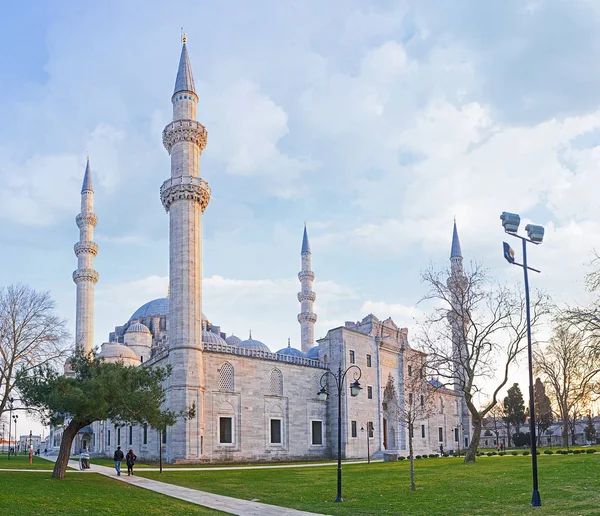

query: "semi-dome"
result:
(276, 341), (305, 358)
(225, 334), (241, 346)
(306, 346), (320, 359)
(99, 342), (140, 363)
(129, 297), (207, 323)
(202, 330), (228, 346)
(238, 332), (270, 352)
(126, 322), (151, 334)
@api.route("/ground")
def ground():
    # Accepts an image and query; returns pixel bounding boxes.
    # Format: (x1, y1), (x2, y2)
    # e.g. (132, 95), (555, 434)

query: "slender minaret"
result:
(161, 34), (209, 461)
(73, 158), (98, 355)
(298, 225), (317, 354)
(447, 219), (471, 443)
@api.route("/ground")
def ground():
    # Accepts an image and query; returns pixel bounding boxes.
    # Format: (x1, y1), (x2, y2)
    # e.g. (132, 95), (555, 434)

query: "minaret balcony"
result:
(160, 176), (211, 212)
(75, 213), (98, 229)
(162, 120), (208, 154)
(297, 291), (316, 302)
(73, 268), (99, 285)
(74, 241), (98, 257)
(297, 312), (317, 324)
(298, 270), (315, 282)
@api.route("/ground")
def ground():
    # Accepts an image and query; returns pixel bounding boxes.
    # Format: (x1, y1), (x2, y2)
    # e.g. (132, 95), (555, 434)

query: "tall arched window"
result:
(219, 362), (234, 392)
(270, 368), (283, 396)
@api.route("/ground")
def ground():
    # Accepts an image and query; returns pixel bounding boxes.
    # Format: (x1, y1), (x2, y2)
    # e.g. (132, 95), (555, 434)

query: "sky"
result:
(3, 0), (600, 436)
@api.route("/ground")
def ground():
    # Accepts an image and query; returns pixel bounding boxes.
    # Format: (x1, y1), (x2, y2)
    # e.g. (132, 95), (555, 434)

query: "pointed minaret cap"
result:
(81, 157), (93, 193)
(301, 224), (311, 254)
(450, 219), (462, 259)
(173, 40), (196, 96)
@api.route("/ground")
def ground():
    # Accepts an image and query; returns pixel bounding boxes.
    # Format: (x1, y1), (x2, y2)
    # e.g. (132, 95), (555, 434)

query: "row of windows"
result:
(348, 350), (372, 367)
(219, 363), (283, 396)
(217, 417), (324, 447)
(409, 424), (451, 442)
(106, 424), (150, 447)
(174, 94), (196, 103)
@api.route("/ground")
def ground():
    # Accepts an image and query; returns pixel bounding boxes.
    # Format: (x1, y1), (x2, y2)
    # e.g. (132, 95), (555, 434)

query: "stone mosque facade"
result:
(51, 38), (470, 462)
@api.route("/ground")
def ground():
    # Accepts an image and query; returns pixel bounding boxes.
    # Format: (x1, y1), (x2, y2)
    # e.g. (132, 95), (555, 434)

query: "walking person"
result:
(113, 446), (124, 476)
(126, 449), (137, 476)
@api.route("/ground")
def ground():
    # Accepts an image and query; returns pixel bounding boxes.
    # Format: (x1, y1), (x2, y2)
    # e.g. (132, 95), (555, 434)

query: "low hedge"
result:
(523, 451), (530, 456)
(544, 450), (553, 455)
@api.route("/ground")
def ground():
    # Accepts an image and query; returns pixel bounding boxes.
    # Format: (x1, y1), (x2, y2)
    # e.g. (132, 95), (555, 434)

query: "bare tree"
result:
(394, 358), (433, 491)
(486, 402), (504, 448)
(534, 325), (596, 448)
(418, 263), (548, 463)
(0, 284), (69, 419)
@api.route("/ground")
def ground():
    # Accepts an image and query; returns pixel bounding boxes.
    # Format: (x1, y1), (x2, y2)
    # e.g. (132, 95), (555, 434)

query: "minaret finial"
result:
(249, 329), (252, 339)
(182, 28), (187, 44)
(167, 284), (170, 298)
(288, 337), (291, 348)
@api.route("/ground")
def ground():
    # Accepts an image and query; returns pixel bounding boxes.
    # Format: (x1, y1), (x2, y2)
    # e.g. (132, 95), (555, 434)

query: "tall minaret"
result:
(161, 34), (209, 461)
(73, 158), (98, 355)
(298, 225), (317, 354)
(447, 219), (471, 443)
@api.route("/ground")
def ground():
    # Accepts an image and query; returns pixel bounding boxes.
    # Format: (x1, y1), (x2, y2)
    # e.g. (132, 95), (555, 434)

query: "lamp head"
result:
(503, 242), (515, 264)
(317, 387), (328, 401)
(525, 224), (544, 244)
(500, 212), (520, 233)
(350, 379), (362, 397)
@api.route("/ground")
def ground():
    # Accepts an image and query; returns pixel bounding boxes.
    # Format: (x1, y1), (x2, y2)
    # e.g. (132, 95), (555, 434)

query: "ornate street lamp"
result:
(318, 364), (362, 502)
(360, 421), (372, 464)
(501, 211), (544, 508)
(7, 397), (13, 460)
(12, 415), (18, 455)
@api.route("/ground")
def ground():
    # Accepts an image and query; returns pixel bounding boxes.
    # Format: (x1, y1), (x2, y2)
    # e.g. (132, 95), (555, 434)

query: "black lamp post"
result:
(501, 211), (544, 508)
(7, 397), (14, 460)
(318, 364), (362, 503)
(360, 421), (372, 464)
(12, 415), (18, 455)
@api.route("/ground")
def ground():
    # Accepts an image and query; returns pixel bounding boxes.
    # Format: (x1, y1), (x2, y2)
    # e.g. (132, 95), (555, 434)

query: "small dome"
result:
(306, 347), (320, 359)
(238, 334), (271, 353)
(276, 344), (305, 358)
(202, 330), (228, 346)
(126, 322), (151, 334)
(99, 342), (140, 362)
(225, 334), (241, 346)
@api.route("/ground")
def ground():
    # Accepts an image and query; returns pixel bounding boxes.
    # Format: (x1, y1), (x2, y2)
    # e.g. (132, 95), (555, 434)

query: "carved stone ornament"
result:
(74, 241), (98, 257)
(162, 120), (208, 154)
(297, 291), (316, 302)
(298, 270), (315, 282)
(297, 311), (317, 324)
(160, 176), (211, 212)
(75, 213), (98, 229)
(72, 268), (99, 285)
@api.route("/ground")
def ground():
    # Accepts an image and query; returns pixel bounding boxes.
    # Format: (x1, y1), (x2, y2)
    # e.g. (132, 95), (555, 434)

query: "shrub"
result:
(491, 451), (498, 456)
(443, 452), (449, 457)
(536, 451), (541, 455)
(511, 451), (518, 456)
(568, 450), (574, 454)
(415, 455), (421, 459)
(421, 455), (428, 459)
(544, 450), (553, 455)
(399, 456), (406, 460)
(573, 449), (581, 454)
(555, 449), (563, 454)
(522, 451), (530, 456)
(499, 452), (506, 456)
(586, 449), (596, 454)
(429, 454), (438, 458)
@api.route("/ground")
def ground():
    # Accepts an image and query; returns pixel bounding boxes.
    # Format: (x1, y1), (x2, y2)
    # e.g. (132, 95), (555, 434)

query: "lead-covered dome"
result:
(126, 322), (151, 334)
(306, 346), (320, 359)
(238, 333), (270, 352)
(202, 330), (228, 346)
(129, 297), (207, 323)
(98, 342), (141, 365)
(276, 344), (305, 358)
(225, 334), (241, 346)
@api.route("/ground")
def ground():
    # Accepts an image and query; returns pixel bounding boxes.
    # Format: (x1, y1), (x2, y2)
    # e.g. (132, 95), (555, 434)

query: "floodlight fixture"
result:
(500, 212), (520, 233)
(503, 242), (515, 264)
(525, 224), (545, 244)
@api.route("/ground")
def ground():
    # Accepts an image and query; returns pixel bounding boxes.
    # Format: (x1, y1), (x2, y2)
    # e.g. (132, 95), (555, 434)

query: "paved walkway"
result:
(41, 456), (327, 516)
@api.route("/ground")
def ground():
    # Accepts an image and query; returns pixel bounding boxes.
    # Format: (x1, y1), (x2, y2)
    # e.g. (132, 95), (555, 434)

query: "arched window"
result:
(270, 368), (283, 396)
(219, 362), (234, 392)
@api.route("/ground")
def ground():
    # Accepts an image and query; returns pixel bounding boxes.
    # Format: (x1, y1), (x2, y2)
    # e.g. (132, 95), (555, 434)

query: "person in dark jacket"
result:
(126, 449), (137, 476)
(113, 446), (124, 476)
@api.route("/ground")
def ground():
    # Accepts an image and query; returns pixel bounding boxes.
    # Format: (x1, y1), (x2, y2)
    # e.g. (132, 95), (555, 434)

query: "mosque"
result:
(50, 37), (471, 462)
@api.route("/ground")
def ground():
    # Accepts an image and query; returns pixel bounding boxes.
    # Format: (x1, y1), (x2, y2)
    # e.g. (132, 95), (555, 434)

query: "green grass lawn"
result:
(0, 471), (224, 515)
(0, 453), (55, 470)
(138, 454), (600, 515)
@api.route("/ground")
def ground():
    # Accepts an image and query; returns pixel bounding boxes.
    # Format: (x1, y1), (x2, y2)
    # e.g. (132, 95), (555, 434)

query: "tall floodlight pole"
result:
(501, 212), (544, 508)
(318, 364), (362, 502)
(7, 398), (13, 460)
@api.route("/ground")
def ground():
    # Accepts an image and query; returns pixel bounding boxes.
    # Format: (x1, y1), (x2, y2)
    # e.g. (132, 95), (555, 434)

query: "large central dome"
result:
(129, 298), (206, 322)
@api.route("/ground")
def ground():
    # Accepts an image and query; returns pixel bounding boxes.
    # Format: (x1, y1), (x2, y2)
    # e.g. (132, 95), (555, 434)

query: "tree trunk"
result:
(52, 420), (87, 479)
(409, 428), (415, 491)
(464, 418), (482, 463)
